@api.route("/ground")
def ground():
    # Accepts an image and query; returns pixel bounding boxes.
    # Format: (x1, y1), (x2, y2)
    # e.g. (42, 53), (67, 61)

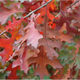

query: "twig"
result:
(0, 30), (9, 38)
(0, 30), (6, 36)
(53, 0), (80, 21)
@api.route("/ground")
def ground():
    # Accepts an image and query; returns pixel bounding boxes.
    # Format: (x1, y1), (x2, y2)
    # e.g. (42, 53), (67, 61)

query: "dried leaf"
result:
(28, 46), (62, 79)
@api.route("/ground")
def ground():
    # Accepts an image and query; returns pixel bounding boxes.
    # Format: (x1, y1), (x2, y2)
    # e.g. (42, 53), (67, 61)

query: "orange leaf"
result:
(0, 18), (22, 64)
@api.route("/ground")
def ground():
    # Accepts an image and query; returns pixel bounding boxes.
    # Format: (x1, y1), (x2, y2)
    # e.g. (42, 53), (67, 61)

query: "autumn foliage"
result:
(0, 0), (80, 79)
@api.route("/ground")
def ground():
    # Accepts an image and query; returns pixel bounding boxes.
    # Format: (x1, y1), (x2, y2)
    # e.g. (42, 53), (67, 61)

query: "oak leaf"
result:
(0, 29), (19, 64)
(5, 17), (23, 31)
(37, 15), (62, 60)
(55, 24), (74, 43)
(0, 3), (24, 24)
(60, 0), (73, 13)
(13, 46), (39, 73)
(56, 11), (80, 35)
(36, 0), (56, 24)
(28, 46), (63, 79)
(14, 21), (43, 48)
(13, 47), (29, 73)
(56, 33), (74, 43)
(0, 18), (22, 64)
(38, 39), (62, 60)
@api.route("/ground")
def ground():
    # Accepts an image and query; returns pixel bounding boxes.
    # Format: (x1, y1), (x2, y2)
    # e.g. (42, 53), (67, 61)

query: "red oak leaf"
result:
(13, 46), (39, 73)
(5, 17), (23, 31)
(0, 18), (22, 64)
(0, 29), (19, 64)
(0, 3), (24, 24)
(35, 0), (56, 24)
(60, 0), (73, 13)
(56, 33), (74, 43)
(37, 15), (62, 60)
(13, 47), (29, 73)
(47, 0), (55, 20)
(28, 46), (62, 79)
(14, 21), (43, 48)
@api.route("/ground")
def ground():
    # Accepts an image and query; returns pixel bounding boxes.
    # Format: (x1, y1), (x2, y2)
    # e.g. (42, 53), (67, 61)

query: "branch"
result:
(0, 30), (6, 36)
(53, 0), (80, 21)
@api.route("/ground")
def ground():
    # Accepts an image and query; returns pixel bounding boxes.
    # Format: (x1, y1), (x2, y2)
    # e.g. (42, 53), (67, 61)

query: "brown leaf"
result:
(28, 46), (62, 79)
(37, 14), (62, 60)
(56, 23), (74, 43)
(38, 39), (62, 60)
(56, 33), (74, 43)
